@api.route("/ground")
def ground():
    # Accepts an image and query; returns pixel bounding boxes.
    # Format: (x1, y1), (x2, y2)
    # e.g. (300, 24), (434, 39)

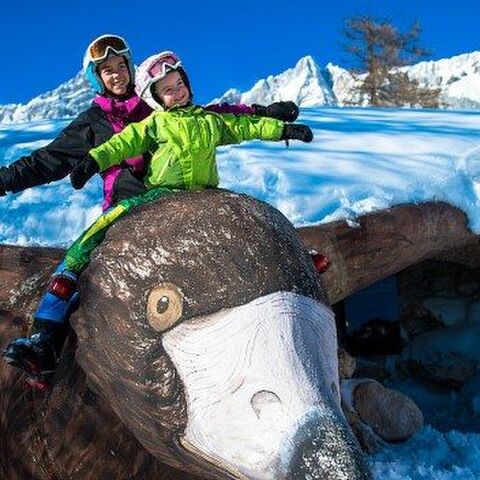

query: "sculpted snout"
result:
(163, 292), (371, 479)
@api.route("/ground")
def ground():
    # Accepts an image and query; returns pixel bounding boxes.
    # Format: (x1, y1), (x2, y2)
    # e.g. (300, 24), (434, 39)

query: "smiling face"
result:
(153, 70), (190, 109)
(97, 54), (130, 96)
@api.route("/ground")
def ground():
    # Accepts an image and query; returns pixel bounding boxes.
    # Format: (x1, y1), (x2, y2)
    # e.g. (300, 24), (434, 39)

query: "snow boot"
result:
(2, 267), (78, 390)
(2, 319), (68, 379)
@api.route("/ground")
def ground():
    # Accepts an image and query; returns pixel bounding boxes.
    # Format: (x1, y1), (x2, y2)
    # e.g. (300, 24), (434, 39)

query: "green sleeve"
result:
(89, 115), (157, 171)
(218, 114), (284, 146)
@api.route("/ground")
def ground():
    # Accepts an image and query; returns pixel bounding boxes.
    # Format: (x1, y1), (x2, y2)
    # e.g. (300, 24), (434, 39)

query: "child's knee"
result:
(35, 271), (78, 323)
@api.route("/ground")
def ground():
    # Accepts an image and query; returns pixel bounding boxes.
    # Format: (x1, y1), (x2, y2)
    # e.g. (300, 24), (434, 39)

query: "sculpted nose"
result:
(251, 390), (282, 419)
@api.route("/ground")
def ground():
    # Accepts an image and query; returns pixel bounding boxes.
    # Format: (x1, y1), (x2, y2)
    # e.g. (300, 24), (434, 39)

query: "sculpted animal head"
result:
(74, 189), (372, 479)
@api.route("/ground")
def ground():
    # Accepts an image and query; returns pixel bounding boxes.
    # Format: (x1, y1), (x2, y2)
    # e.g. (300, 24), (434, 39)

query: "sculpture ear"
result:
(147, 283), (184, 332)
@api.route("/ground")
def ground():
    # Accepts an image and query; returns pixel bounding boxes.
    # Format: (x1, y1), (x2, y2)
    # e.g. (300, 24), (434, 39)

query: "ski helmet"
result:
(83, 34), (135, 94)
(135, 51), (192, 110)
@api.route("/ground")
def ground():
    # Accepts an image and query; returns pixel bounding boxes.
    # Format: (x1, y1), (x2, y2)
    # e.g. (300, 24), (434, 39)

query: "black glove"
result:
(253, 101), (299, 122)
(70, 155), (100, 190)
(280, 124), (313, 143)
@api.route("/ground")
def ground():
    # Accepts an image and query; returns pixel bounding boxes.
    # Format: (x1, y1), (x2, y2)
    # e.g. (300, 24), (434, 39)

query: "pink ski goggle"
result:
(147, 52), (182, 79)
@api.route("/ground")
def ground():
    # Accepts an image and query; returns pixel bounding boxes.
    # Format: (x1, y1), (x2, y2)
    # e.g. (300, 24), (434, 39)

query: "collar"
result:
(93, 94), (144, 116)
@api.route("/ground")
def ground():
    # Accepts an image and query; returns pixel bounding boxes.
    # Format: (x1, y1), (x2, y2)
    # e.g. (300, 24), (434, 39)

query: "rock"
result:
(459, 374), (480, 415)
(352, 381), (424, 442)
(354, 357), (390, 383)
(457, 270), (480, 297)
(422, 264), (456, 295)
(397, 353), (478, 389)
(422, 296), (470, 327)
(400, 301), (444, 339)
(338, 348), (356, 378)
(467, 301), (480, 324)
(344, 408), (385, 454)
(395, 324), (480, 389)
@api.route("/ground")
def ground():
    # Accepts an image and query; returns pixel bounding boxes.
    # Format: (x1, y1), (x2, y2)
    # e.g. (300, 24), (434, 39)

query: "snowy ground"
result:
(1, 107), (480, 478)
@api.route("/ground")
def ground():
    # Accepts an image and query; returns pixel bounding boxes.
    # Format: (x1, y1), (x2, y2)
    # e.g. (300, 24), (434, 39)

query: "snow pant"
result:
(34, 260), (79, 324)
(65, 186), (174, 274)
(34, 187), (174, 324)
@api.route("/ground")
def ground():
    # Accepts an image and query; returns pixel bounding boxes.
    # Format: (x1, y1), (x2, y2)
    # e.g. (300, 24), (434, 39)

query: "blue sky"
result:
(1, 0), (478, 105)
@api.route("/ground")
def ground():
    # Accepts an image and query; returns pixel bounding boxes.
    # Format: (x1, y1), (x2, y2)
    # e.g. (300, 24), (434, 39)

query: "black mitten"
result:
(70, 155), (100, 190)
(253, 101), (299, 122)
(280, 124), (314, 143)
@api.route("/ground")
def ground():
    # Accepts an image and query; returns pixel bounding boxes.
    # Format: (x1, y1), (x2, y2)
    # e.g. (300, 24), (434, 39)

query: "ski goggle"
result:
(87, 35), (130, 64)
(147, 52), (182, 80)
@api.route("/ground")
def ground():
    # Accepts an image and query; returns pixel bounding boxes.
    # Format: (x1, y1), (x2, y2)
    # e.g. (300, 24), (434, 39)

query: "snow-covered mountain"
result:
(214, 51), (480, 109)
(405, 51), (480, 109)
(2, 51), (480, 123)
(0, 72), (94, 124)
(213, 56), (336, 107)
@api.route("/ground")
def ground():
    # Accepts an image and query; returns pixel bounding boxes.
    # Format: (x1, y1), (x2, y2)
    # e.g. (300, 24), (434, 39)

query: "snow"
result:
(1, 106), (480, 478)
(219, 107), (480, 231)
(372, 426), (480, 480)
(1, 107), (480, 248)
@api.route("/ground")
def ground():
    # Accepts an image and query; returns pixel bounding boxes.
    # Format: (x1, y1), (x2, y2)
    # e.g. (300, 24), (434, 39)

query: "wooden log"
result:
(298, 203), (478, 304)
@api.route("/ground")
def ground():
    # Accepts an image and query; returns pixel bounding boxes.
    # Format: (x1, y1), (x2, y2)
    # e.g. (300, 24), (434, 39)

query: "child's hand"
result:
(253, 101), (299, 122)
(70, 155), (100, 189)
(281, 124), (313, 143)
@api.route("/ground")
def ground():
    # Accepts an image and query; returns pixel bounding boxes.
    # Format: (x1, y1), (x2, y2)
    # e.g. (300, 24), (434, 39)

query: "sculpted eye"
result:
(147, 283), (184, 332)
(157, 295), (170, 314)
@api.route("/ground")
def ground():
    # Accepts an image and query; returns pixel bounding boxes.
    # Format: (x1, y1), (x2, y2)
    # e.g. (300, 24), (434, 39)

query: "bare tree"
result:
(342, 15), (442, 108)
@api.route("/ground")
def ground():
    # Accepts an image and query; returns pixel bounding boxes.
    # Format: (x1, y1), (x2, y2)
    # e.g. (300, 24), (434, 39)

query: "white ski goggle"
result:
(87, 34), (130, 64)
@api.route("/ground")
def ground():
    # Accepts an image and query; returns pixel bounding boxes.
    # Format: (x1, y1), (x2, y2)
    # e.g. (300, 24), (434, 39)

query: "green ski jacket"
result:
(89, 105), (285, 190)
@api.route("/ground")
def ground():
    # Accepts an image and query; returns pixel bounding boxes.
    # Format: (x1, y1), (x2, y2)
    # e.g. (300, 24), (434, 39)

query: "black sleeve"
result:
(0, 110), (94, 193)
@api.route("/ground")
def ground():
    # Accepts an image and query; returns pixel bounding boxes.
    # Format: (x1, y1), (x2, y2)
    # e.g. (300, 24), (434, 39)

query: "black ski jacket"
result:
(0, 105), (147, 203)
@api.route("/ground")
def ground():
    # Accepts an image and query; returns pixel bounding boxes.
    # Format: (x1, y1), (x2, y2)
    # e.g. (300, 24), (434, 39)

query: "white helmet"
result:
(135, 51), (191, 110)
(83, 34), (135, 94)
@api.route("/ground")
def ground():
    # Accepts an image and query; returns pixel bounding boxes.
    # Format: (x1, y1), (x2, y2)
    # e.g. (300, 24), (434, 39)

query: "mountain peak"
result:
(295, 55), (317, 69)
(2, 50), (480, 124)
(213, 54), (336, 107)
(0, 72), (94, 124)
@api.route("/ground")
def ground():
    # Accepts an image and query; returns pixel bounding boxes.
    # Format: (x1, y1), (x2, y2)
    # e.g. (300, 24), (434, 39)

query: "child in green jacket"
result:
(66, 51), (313, 275)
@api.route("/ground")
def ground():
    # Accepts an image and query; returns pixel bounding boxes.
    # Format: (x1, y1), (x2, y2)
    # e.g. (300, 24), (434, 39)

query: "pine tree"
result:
(342, 15), (442, 108)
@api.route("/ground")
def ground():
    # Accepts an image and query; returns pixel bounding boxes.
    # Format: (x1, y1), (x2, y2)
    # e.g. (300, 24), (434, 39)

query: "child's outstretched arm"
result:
(206, 101), (299, 122)
(219, 114), (313, 146)
(70, 115), (156, 189)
